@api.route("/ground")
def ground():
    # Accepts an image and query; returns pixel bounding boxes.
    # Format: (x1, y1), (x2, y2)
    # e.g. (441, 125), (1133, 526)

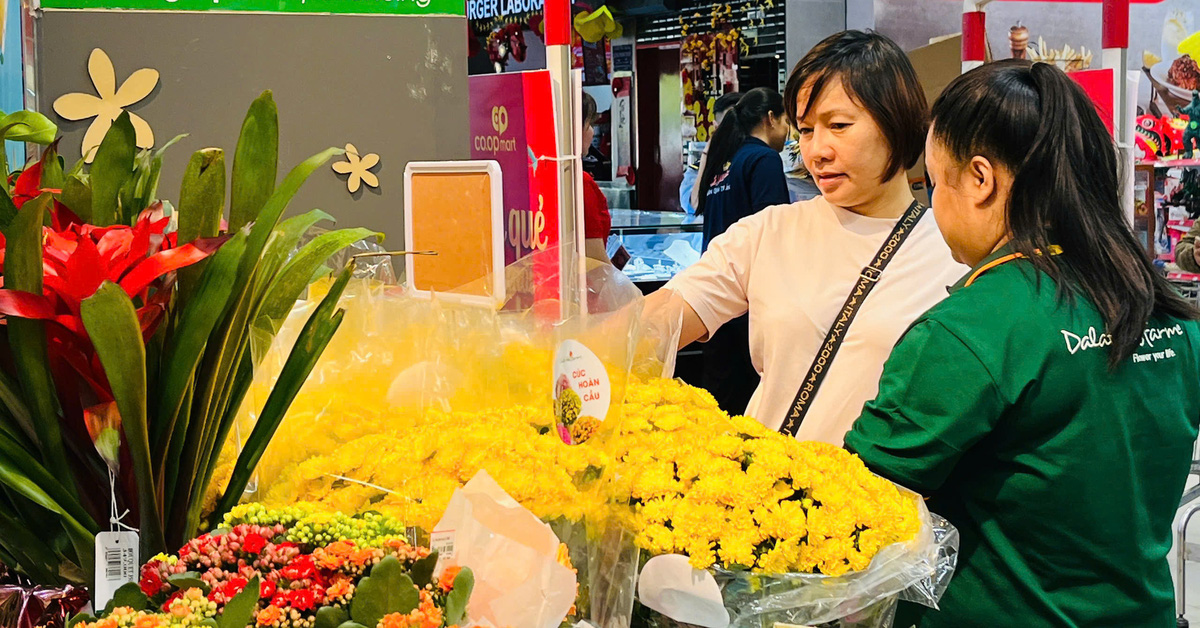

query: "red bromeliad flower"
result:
(0, 188), (225, 399)
(9, 161), (62, 209)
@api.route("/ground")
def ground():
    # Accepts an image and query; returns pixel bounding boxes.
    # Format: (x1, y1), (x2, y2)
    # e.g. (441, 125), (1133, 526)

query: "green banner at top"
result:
(39, 0), (465, 16)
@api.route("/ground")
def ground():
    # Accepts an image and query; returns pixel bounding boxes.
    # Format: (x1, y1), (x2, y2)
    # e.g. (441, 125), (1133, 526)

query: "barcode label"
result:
(105, 548), (128, 578)
(429, 530), (456, 575)
(94, 531), (139, 609)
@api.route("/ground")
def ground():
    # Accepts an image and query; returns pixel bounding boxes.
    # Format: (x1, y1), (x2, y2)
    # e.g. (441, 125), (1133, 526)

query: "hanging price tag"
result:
(94, 531), (139, 609)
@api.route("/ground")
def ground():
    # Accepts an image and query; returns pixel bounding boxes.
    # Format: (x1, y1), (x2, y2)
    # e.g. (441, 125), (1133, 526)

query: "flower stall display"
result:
(204, 271), (956, 627)
(0, 93), (378, 596)
(67, 504), (479, 628)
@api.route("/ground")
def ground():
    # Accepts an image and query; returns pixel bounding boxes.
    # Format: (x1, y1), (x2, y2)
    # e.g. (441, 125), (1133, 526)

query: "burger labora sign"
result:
(468, 0), (541, 22)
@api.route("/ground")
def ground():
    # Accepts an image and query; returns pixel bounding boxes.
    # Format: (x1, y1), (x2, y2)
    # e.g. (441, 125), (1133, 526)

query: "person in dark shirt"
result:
(696, 87), (791, 250)
(694, 87), (791, 416)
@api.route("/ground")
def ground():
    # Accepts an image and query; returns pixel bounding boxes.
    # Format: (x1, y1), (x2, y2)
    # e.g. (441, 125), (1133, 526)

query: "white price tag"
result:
(94, 531), (139, 610)
(429, 529), (456, 575)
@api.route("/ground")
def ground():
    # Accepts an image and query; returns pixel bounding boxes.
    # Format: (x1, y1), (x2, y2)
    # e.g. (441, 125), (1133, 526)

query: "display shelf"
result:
(1137, 159), (1200, 169)
(610, 209), (704, 285)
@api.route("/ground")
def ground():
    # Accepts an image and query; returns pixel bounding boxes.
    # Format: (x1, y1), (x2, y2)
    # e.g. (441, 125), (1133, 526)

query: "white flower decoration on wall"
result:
(53, 48), (159, 163)
(332, 144), (380, 194)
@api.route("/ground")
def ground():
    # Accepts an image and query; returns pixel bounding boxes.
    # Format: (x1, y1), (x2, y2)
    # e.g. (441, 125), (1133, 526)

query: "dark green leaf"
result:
(167, 571), (210, 593)
(178, 149), (227, 245)
(0, 364), (34, 444)
(177, 148), (227, 305)
(315, 606), (349, 628)
(154, 230), (248, 460)
(408, 552), (438, 589)
(81, 282), (165, 555)
(349, 557), (418, 627)
(255, 227), (378, 344)
(3, 194), (69, 481)
(251, 209), (334, 302)
(0, 189), (16, 231)
(218, 576), (260, 628)
(104, 582), (151, 614)
(0, 430), (97, 532)
(443, 567), (475, 626)
(337, 623), (367, 628)
(40, 143), (66, 189)
(60, 175), (92, 223)
(0, 111), (57, 144)
(239, 147), (342, 282)
(212, 264), (352, 520)
(90, 112), (136, 226)
(0, 505), (64, 584)
(229, 91), (278, 233)
(199, 620), (219, 628)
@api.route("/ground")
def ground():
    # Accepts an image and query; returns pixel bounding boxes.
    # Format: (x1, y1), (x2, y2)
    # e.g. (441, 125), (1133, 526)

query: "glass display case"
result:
(607, 209), (704, 287)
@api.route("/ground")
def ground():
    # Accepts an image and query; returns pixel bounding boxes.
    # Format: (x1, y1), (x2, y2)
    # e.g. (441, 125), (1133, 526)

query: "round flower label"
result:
(553, 339), (610, 445)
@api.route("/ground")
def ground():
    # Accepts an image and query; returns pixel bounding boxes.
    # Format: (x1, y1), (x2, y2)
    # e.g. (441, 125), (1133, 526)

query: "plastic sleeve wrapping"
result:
(639, 489), (959, 628)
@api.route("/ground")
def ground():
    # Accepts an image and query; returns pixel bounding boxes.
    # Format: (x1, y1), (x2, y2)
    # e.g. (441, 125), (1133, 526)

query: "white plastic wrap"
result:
(636, 490), (959, 628)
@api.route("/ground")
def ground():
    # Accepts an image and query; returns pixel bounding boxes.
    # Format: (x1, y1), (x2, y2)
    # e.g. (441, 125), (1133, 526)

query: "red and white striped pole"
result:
(545, 0), (584, 319)
(961, 0), (990, 73)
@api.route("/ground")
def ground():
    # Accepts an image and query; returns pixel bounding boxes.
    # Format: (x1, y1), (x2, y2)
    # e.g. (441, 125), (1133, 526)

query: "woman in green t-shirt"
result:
(846, 60), (1200, 626)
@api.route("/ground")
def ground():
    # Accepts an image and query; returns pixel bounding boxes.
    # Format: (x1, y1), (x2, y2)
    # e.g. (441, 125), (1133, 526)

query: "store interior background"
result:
(4, 0), (1200, 615)
(459, 0), (1186, 293)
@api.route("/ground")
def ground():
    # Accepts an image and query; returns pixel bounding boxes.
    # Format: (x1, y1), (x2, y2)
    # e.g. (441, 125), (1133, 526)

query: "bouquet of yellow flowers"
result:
(607, 378), (920, 575)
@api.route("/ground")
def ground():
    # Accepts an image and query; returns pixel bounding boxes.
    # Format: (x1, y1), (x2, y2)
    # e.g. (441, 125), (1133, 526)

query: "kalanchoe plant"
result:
(0, 92), (380, 588)
(67, 506), (476, 628)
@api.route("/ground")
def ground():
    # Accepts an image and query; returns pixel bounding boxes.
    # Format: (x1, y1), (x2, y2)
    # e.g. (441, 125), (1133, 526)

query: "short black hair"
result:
(714, 92), (742, 116)
(784, 30), (928, 181)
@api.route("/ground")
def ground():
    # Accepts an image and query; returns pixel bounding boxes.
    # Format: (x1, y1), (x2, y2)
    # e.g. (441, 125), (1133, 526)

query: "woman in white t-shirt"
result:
(649, 30), (967, 444)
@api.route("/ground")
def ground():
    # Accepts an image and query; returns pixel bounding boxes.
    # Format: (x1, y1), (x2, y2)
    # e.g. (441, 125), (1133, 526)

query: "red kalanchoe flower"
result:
(223, 576), (249, 599)
(243, 533), (267, 555)
(289, 589), (316, 612)
(281, 555), (316, 581)
(271, 593), (290, 608)
(260, 579), (277, 600)
(139, 564), (165, 597)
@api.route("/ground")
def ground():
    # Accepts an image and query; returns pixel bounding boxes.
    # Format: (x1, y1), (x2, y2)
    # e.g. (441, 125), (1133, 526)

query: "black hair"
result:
(784, 30), (927, 181)
(931, 59), (1199, 367)
(714, 92), (742, 117)
(696, 87), (784, 215)
(581, 92), (599, 127)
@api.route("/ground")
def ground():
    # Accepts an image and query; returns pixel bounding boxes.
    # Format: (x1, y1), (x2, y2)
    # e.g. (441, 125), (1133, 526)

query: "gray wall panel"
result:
(36, 10), (470, 245)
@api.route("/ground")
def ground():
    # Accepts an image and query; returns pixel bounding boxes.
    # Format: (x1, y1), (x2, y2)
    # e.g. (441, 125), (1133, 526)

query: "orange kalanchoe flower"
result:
(326, 577), (353, 599)
(256, 606), (284, 627)
(350, 548), (379, 566)
(438, 566), (462, 593)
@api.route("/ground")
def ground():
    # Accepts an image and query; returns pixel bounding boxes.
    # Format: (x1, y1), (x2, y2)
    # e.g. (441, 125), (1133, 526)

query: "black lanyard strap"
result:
(779, 200), (928, 437)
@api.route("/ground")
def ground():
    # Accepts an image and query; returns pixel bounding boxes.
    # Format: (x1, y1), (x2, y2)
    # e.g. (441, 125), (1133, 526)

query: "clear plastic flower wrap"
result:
(632, 492), (958, 628)
(208, 248), (652, 627)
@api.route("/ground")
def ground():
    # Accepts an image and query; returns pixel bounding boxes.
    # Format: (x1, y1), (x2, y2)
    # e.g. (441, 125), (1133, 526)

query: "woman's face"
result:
(925, 131), (1009, 266)
(794, 79), (895, 209)
(583, 121), (595, 152)
(765, 112), (791, 152)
